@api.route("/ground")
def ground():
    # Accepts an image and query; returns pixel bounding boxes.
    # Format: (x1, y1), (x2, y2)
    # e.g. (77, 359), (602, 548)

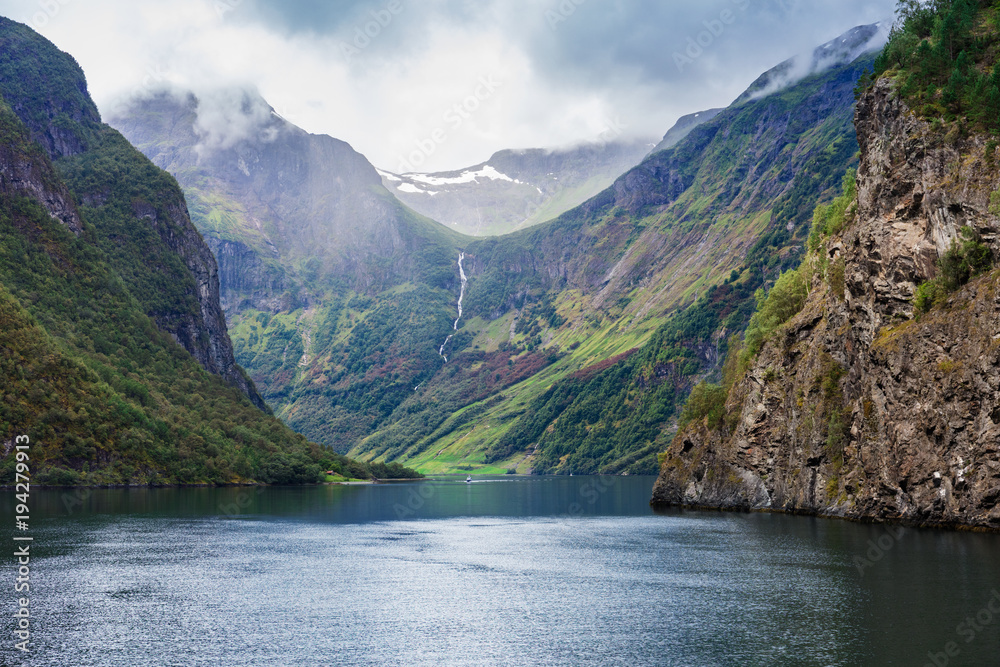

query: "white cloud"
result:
(2, 0), (895, 171)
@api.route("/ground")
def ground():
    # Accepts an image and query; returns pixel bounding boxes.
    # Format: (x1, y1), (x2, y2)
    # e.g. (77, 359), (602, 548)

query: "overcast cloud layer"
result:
(4, 0), (895, 171)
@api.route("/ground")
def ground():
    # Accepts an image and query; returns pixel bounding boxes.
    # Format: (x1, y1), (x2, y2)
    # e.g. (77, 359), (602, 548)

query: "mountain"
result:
(0, 18), (414, 485)
(379, 139), (654, 237)
(0, 23), (263, 411)
(113, 89), (472, 450)
(347, 24), (887, 475)
(114, 24), (885, 477)
(113, 90), (466, 311)
(652, 3), (1000, 530)
(734, 22), (890, 105)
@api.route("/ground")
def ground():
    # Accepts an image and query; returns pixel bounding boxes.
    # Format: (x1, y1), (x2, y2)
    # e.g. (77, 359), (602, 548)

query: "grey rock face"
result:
(0, 138), (83, 234)
(130, 198), (269, 411)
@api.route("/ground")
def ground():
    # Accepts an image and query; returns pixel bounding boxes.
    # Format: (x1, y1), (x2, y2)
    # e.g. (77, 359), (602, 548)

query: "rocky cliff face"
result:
(131, 198), (266, 410)
(0, 130), (82, 234)
(652, 78), (1000, 530)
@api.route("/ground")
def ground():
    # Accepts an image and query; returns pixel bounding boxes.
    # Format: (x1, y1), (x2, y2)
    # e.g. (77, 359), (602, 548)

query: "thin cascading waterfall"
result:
(438, 252), (468, 363)
(454, 252), (467, 329)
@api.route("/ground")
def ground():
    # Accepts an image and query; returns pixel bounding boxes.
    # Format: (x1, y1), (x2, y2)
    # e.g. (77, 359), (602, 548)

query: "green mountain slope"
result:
(652, 0), (1000, 530)
(352, 26), (884, 475)
(114, 24), (885, 477)
(112, 90), (474, 450)
(0, 18), (410, 485)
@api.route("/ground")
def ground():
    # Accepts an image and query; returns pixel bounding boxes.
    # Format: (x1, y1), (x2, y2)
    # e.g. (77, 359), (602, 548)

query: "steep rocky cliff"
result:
(653, 77), (1000, 530)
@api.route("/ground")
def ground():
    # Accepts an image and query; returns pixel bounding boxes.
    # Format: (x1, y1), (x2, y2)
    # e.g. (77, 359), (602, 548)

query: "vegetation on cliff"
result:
(914, 225), (993, 312)
(665, 169), (860, 446)
(0, 20), (419, 486)
(117, 26), (882, 476)
(653, 1), (1000, 530)
(872, 0), (1000, 131)
(355, 46), (877, 475)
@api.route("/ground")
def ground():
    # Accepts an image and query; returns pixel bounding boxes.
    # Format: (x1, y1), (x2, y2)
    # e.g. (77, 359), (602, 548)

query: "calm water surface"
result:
(2, 476), (999, 666)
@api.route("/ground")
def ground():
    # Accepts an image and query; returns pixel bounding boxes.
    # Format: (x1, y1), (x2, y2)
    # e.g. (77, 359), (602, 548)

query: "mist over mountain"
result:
(736, 21), (891, 104)
(0, 17), (406, 485)
(379, 138), (654, 237)
(111, 22), (885, 478)
(113, 89), (465, 311)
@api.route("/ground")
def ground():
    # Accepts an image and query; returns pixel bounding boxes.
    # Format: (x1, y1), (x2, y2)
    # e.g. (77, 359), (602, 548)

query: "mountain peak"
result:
(0, 17), (101, 158)
(379, 138), (654, 236)
(735, 22), (890, 105)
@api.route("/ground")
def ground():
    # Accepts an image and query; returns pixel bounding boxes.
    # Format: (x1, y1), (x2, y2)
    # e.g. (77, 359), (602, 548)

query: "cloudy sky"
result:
(5, 0), (895, 171)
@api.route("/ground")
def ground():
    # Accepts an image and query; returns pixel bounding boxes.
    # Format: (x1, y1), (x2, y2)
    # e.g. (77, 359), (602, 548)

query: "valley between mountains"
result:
(113, 24), (886, 476)
(3, 0), (999, 533)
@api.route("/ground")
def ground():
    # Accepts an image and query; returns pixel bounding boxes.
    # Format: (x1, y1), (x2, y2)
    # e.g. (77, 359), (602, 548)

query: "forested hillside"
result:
(351, 26), (884, 475)
(0, 18), (416, 485)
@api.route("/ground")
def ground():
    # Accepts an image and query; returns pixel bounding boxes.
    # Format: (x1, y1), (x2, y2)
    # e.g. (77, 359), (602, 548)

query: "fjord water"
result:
(4, 477), (1000, 666)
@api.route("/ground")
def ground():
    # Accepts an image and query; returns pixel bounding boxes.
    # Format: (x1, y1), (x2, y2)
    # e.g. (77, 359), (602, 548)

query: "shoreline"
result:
(650, 501), (1000, 534)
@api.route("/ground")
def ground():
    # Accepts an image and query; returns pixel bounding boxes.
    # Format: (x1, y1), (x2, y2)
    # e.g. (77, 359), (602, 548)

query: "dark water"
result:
(2, 476), (999, 666)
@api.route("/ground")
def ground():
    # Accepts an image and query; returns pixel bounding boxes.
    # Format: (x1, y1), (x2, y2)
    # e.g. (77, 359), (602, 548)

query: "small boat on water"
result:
(466, 475), (472, 483)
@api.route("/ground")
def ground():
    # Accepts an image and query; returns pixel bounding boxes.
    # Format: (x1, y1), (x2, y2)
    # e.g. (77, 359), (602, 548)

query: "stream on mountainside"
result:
(438, 252), (467, 363)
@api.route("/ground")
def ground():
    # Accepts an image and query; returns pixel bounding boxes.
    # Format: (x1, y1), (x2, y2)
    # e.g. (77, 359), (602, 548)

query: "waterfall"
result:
(454, 252), (467, 330)
(438, 252), (468, 363)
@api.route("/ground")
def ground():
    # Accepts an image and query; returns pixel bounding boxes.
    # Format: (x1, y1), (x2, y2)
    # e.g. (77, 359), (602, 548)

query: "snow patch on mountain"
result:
(407, 165), (522, 186)
(397, 183), (438, 195)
